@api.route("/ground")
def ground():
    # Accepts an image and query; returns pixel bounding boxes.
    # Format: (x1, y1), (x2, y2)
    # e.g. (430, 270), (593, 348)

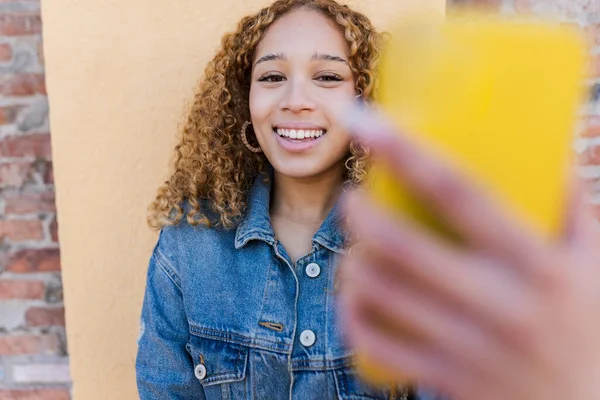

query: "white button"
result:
(305, 263), (321, 278)
(300, 330), (316, 347)
(194, 363), (207, 380)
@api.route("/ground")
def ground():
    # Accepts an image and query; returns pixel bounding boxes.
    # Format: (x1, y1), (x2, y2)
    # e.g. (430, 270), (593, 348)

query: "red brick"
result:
(0, 133), (52, 158)
(587, 24), (600, 48)
(0, 73), (46, 96)
(4, 191), (55, 214)
(0, 105), (23, 125)
(579, 144), (600, 165)
(50, 216), (58, 242)
(0, 13), (42, 36)
(0, 161), (33, 187)
(26, 307), (65, 327)
(593, 54), (600, 78)
(0, 42), (12, 61)
(583, 117), (600, 138)
(0, 334), (60, 355)
(0, 219), (43, 241)
(0, 280), (44, 299)
(6, 248), (61, 273)
(44, 161), (54, 184)
(0, 389), (70, 400)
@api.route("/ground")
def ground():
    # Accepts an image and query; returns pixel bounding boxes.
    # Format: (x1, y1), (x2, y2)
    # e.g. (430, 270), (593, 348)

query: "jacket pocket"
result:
(187, 334), (249, 399)
(334, 366), (405, 400)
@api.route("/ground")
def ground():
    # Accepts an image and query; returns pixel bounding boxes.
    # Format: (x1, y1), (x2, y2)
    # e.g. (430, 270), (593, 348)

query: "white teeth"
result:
(275, 128), (325, 139)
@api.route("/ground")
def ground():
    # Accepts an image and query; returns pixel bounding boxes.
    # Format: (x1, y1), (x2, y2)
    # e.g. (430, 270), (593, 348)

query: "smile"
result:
(274, 128), (326, 141)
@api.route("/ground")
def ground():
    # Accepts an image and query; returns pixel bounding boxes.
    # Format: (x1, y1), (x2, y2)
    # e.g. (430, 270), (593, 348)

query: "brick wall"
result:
(0, 0), (71, 399)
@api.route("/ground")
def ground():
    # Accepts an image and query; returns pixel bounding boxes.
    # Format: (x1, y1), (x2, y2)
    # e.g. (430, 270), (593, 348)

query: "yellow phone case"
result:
(358, 14), (587, 385)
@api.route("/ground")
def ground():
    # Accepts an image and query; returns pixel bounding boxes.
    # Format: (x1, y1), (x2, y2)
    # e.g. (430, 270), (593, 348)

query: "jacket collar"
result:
(234, 171), (347, 254)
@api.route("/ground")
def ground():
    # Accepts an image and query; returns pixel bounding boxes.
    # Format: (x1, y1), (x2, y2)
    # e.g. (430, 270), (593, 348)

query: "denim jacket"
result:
(136, 173), (446, 400)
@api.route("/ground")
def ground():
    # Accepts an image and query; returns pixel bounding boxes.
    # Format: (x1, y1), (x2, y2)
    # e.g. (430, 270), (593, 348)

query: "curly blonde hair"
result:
(148, 0), (382, 229)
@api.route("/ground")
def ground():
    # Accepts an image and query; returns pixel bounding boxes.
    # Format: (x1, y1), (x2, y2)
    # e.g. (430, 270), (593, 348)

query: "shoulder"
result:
(154, 199), (238, 271)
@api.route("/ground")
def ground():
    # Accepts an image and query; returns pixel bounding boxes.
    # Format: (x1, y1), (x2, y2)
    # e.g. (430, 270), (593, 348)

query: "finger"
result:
(562, 171), (598, 247)
(343, 192), (540, 347)
(338, 281), (518, 400)
(342, 254), (498, 362)
(337, 104), (549, 272)
(337, 283), (454, 392)
(342, 251), (538, 383)
(340, 256), (539, 400)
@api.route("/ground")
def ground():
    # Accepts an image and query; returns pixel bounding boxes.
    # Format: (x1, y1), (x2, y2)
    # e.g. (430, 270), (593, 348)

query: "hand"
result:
(336, 106), (600, 400)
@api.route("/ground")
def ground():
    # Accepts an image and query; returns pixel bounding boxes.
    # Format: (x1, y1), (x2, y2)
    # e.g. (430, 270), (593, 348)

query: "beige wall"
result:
(40, 0), (444, 398)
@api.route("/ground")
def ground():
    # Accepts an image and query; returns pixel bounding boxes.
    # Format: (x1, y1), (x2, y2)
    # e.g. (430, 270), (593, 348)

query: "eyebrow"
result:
(253, 52), (350, 67)
(254, 53), (286, 66)
(311, 53), (350, 66)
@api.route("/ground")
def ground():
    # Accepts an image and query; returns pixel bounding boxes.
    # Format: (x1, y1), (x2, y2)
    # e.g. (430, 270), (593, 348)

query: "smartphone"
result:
(359, 13), (587, 385)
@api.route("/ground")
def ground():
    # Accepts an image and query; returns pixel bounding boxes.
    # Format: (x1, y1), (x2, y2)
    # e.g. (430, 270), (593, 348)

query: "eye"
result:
(315, 73), (343, 82)
(258, 73), (286, 83)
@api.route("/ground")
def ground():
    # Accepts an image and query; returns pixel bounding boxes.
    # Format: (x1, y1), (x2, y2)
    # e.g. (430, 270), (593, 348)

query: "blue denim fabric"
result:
(136, 174), (448, 400)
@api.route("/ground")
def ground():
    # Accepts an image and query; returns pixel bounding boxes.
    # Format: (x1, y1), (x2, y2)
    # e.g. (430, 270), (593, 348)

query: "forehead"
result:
(255, 9), (349, 58)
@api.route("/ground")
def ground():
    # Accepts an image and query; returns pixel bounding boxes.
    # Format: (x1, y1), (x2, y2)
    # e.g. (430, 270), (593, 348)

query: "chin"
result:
(269, 157), (345, 181)
(273, 166), (324, 180)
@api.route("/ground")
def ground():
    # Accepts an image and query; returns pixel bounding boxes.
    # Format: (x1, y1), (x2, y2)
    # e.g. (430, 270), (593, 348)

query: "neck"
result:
(270, 164), (345, 224)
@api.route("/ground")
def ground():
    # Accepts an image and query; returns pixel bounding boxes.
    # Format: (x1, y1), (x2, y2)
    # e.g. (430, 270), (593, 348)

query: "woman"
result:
(136, 1), (426, 399)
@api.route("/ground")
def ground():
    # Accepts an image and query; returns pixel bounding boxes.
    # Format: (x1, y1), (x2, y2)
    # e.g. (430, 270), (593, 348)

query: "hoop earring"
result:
(240, 121), (262, 153)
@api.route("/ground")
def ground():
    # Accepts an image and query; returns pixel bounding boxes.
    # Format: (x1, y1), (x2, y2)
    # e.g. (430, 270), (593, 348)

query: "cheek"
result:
(332, 133), (353, 157)
(249, 86), (274, 124)
(342, 81), (359, 99)
(320, 83), (357, 115)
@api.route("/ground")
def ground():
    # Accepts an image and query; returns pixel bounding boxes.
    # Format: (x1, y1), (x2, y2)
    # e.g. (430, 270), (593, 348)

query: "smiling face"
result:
(249, 8), (356, 180)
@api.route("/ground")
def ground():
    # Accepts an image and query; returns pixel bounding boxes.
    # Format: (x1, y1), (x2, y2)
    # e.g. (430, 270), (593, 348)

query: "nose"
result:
(279, 78), (316, 113)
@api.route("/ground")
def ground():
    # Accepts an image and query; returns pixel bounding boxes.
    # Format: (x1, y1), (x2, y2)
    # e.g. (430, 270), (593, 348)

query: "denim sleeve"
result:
(135, 242), (205, 399)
